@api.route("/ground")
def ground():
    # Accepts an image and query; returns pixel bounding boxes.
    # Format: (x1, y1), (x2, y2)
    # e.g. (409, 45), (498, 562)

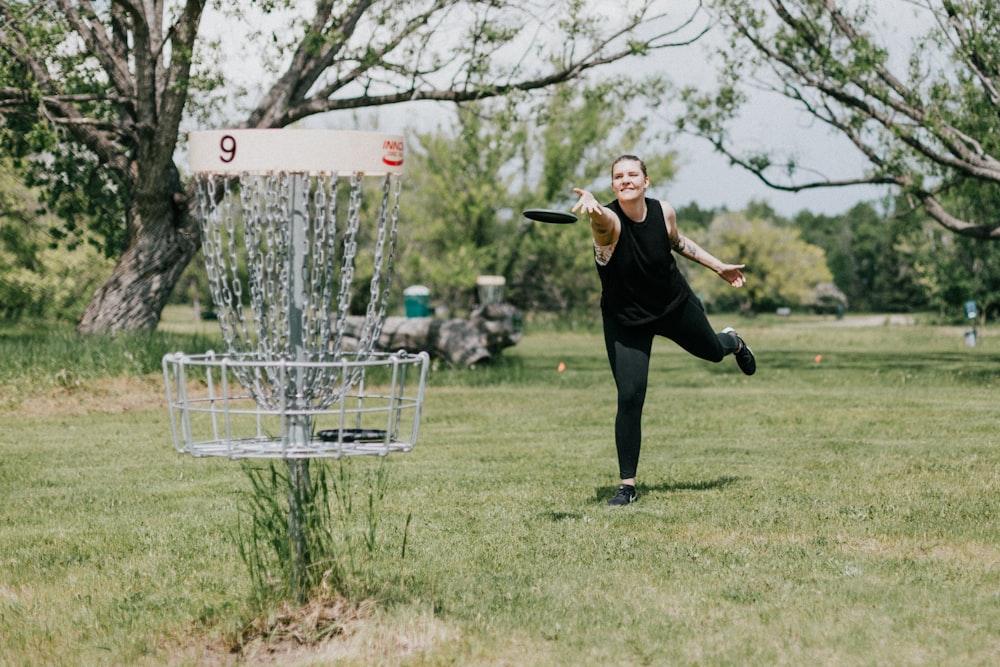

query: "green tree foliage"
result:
(794, 201), (896, 311)
(678, 196), (970, 315)
(682, 0), (1000, 239)
(687, 210), (832, 314)
(791, 198), (1000, 315)
(0, 160), (112, 321)
(893, 209), (1000, 320)
(674, 202), (718, 230)
(399, 83), (675, 315)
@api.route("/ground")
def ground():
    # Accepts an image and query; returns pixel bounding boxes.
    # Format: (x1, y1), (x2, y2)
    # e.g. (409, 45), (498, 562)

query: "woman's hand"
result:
(717, 264), (747, 288)
(572, 188), (603, 216)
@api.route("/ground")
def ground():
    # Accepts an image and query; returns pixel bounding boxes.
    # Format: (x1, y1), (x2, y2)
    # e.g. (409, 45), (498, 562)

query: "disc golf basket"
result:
(163, 130), (429, 601)
(163, 130), (429, 460)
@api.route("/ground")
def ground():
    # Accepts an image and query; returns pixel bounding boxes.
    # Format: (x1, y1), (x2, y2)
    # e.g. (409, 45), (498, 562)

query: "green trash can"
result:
(404, 285), (431, 317)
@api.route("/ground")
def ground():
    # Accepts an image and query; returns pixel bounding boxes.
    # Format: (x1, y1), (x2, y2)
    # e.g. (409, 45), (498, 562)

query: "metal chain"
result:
(194, 168), (402, 412)
(197, 176), (226, 333)
(240, 174), (273, 404)
(319, 175), (338, 352)
(332, 172), (363, 363)
(355, 173), (401, 359)
(303, 175), (341, 401)
(306, 176), (327, 356)
(375, 174), (401, 340)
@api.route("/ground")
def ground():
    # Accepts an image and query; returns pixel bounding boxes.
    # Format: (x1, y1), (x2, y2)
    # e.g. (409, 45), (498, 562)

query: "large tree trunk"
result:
(77, 175), (200, 335)
(76, 228), (199, 334)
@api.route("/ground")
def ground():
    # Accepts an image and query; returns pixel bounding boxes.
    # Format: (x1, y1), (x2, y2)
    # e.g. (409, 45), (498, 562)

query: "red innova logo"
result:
(382, 139), (404, 167)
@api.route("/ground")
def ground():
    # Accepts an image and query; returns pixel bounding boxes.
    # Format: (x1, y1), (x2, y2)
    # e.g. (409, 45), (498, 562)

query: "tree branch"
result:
(53, 0), (133, 98)
(912, 187), (1000, 239)
(156, 0), (206, 150)
(816, 0), (998, 174)
(941, 0), (1000, 107)
(690, 0), (1000, 238)
(732, 1), (1000, 181)
(704, 134), (900, 193)
(0, 4), (132, 180)
(250, 1), (706, 128)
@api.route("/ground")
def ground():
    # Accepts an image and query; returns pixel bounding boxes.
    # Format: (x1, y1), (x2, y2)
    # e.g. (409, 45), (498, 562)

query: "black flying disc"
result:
(317, 428), (388, 443)
(523, 208), (577, 224)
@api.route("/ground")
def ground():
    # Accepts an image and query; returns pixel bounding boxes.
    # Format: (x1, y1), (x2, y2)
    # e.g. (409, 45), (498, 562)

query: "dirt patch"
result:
(229, 597), (375, 665)
(3, 374), (168, 417)
(155, 597), (459, 666)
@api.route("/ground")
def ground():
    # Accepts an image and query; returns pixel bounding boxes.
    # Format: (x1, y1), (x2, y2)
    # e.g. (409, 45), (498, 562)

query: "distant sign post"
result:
(965, 300), (978, 347)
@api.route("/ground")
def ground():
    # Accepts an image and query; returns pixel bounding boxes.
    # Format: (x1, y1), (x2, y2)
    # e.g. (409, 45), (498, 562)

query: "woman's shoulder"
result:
(645, 197), (670, 218)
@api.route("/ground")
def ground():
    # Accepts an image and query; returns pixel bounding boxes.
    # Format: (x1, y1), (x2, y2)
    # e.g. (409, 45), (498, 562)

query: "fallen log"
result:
(343, 303), (523, 366)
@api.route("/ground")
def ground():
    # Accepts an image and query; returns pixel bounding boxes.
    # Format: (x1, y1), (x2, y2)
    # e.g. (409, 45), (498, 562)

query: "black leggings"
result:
(602, 293), (739, 480)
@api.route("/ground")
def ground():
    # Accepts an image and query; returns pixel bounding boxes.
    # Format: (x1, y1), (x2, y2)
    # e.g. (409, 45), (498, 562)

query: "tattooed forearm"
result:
(673, 236), (701, 261)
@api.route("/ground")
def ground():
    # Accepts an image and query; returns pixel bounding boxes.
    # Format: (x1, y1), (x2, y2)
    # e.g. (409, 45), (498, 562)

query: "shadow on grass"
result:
(647, 475), (743, 493)
(580, 475), (743, 508)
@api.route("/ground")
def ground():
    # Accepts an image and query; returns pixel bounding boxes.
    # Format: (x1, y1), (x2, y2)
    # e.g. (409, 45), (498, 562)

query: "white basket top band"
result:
(188, 129), (405, 175)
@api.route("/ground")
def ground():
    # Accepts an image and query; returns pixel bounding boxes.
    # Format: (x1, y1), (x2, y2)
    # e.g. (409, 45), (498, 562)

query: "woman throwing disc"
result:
(572, 155), (756, 506)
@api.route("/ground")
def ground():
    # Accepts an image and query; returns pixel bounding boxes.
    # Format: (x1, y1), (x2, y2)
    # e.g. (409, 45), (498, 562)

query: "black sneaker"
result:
(723, 327), (756, 376)
(607, 484), (637, 506)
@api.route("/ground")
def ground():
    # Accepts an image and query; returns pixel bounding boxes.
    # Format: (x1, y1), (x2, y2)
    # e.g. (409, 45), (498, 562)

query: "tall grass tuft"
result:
(236, 457), (398, 611)
(0, 326), (216, 384)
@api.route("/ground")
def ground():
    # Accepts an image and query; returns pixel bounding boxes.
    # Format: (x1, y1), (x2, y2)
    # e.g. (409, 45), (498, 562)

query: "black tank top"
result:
(596, 198), (692, 325)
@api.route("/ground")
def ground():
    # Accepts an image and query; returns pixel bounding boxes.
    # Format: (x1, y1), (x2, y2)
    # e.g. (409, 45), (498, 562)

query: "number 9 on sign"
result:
(219, 134), (236, 163)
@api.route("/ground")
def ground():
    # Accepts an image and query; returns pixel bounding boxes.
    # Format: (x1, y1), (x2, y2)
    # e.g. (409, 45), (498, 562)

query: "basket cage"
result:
(163, 350), (428, 459)
(164, 132), (428, 459)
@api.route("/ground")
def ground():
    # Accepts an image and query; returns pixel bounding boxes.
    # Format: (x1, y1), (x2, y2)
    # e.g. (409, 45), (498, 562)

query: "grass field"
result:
(1, 310), (998, 665)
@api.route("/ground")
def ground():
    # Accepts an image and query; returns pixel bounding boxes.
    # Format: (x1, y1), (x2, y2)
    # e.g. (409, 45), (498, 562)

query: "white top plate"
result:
(188, 129), (405, 175)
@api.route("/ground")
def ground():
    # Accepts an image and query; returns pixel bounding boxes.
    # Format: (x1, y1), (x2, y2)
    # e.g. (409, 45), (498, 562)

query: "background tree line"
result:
(683, 199), (1000, 319)
(4, 86), (997, 325)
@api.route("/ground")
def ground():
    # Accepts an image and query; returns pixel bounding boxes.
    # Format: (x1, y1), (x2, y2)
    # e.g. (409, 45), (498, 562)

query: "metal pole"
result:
(287, 173), (312, 602)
